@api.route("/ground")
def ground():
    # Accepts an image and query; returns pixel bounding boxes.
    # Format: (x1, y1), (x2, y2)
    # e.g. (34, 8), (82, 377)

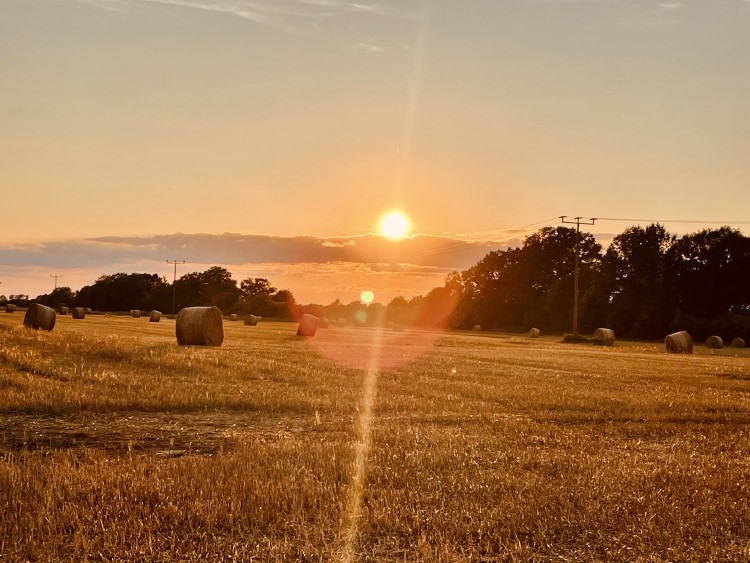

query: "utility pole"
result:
(560, 216), (597, 335)
(166, 260), (186, 318)
(50, 274), (63, 289)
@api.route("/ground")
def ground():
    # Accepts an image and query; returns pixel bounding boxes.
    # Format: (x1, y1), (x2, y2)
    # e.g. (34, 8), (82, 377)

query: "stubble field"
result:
(1, 311), (749, 562)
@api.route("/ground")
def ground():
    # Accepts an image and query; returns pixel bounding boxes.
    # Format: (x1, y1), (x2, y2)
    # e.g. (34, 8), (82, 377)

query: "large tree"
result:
(35, 287), (76, 309)
(601, 224), (676, 338)
(457, 227), (601, 331)
(670, 227), (750, 321)
(75, 273), (168, 312)
(174, 267), (241, 310)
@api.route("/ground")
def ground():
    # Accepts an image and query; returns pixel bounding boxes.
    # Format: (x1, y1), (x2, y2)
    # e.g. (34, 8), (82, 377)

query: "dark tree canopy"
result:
(76, 274), (168, 312)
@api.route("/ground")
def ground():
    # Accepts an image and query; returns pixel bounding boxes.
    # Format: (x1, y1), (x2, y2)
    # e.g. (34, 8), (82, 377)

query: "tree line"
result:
(28, 267), (297, 320)
(15, 223), (750, 342)
(439, 224), (750, 341)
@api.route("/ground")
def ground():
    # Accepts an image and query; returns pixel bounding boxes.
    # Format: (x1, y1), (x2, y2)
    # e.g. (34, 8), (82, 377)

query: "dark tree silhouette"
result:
(601, 224), (676, 338)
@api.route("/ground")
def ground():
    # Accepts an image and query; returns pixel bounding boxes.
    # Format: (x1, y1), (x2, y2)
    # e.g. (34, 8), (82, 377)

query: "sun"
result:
(378, 210), (411, 240)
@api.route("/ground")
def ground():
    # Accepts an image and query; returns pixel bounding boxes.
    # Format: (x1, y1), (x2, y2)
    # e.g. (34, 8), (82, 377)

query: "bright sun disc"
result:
(379, 210), (411, 240)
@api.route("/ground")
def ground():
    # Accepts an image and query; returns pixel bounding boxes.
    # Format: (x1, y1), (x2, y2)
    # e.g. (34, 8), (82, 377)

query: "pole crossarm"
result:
(50, 274), (63, 290)
(559, 216), (597, 335)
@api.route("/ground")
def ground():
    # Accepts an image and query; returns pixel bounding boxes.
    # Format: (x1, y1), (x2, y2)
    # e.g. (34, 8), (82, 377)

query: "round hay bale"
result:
(319, 317), (330, 328)
(244, 315), (258, 326)
(149, 310), (162, 323)
(528, 328), (541, 338)
(229, 314), (239, 321)
(665, 331), (693, 354)
(5, 304), (16, 313)
(130, 309), (141, 318)
(84, 308), (92, 314)
(297, 314), (319, 337)
(592, 328), (615, 346)
(176, 306), (224, 346)
(72, 307), (86, 319)
(472, 325), (482, 332)
(336, 318), (347, 327)
(59, 306), (69, 315)
(23, 303), (56, 331)
(731, 337), (746, 348)
(705, 335), (723, 349)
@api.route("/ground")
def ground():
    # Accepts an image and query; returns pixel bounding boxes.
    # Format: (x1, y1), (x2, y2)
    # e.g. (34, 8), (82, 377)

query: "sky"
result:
(1, 0), (749, 303)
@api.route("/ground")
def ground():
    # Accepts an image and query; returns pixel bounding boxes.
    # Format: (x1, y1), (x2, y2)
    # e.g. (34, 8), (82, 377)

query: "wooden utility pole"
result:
(560, 216), (597, 335)
(50, 274), (63, 289)
(166, 260), (186, 317)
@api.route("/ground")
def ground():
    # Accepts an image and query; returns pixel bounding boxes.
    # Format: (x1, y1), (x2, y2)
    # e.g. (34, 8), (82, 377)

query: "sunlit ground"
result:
(1, 312), (749, 561)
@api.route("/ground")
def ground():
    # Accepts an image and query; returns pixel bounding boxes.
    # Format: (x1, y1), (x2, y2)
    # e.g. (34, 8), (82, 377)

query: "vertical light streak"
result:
(339, 313), (386, 562)
(393, 0), (433, 200)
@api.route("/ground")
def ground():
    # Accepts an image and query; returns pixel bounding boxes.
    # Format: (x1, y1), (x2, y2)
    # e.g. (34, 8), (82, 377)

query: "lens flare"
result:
(378, 210), (411, 240)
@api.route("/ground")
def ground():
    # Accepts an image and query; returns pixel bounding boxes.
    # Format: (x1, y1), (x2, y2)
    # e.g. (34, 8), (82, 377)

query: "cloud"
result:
(353, 42), (387, 52)
(32, 232), (504, 269)
(0, 232), (507, 301)
(657, 2), (683, 10)
(75, 0), (413, 33)
(0, 231), (624, 303)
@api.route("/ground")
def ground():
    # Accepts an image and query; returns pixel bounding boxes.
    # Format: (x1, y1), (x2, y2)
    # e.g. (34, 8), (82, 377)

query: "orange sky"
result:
(1, 0), (749, 302)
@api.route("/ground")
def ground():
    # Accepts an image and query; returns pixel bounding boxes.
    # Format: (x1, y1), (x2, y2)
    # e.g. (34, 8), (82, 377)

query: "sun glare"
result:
(378, 210), (411, 240)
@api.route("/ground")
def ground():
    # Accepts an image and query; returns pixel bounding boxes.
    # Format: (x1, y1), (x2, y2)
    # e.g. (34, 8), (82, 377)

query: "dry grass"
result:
(1, 313), (749, 561)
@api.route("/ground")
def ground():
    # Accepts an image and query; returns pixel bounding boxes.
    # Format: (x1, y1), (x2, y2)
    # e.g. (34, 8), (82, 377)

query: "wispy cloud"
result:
(657, 2), (683, 10)
(74, 0), (129, 12)
(353, 42), (387, 52)
(296, 0), (412, 18)
(74, 0), (413, 34)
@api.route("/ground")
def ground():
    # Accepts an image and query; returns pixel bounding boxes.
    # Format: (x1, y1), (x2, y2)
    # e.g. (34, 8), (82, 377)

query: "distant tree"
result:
(669, 227), (750, 322)
(240, 277), (276, 299)
(454, 227), (602, 331)
(35, 287), (76, 309)
(74, 274), (168, 311)
(414, 274), (463, 329)
(601, 224), (676, 338)
(386, 296), (411, 325)
(174, 267), (241, 310)
(272, 289), (295, 304)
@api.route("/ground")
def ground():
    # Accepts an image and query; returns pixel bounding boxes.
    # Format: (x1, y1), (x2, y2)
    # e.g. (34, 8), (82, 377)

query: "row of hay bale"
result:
(131, 309), (163, 322)
(5, 304), (17, 313)
(663, 331), (745, 354)
(18, 302), (748, 356)
(296, 315), (334, 336)
(696, 334), (744, 350)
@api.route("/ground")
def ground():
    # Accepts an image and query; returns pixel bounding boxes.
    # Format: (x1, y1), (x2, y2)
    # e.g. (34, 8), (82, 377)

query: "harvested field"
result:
(1, 313), (749, 561)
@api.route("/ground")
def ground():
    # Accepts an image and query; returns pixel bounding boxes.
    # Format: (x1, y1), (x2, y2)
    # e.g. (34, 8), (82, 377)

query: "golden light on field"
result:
(378, 210), (411, 240)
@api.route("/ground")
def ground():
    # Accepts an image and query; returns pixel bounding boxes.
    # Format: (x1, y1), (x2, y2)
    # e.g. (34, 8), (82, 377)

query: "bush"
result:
(561, 333), (590, 344)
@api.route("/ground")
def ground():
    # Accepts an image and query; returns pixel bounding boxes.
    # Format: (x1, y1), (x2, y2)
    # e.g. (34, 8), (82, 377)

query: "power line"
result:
(400, 218), (561, 262)
(597, 217), (750, 225)
(50, 274), (63, 289)
(515, 217), (561, 229)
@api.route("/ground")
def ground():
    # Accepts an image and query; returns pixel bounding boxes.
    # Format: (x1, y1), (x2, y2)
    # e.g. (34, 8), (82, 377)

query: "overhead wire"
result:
(596, 217), (750, 225)
(400, 217), (560, 262)
(398, 215), (748, 264)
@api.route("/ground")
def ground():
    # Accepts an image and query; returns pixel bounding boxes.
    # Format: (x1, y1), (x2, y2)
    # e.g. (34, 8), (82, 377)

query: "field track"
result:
(1, 311), (749, 561)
